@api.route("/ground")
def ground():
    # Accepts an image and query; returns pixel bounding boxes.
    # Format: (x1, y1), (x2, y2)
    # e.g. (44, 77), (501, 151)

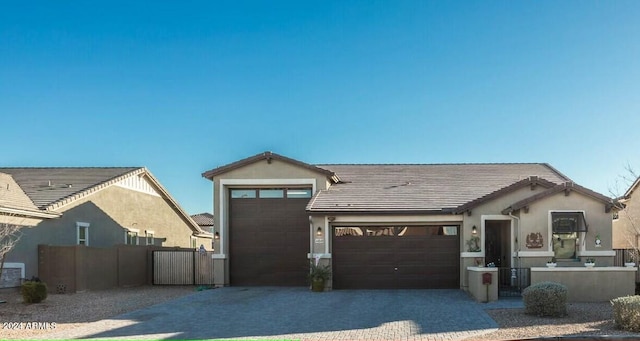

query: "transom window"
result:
(552, 212), (587, 260)
(231, 188), (312, 199)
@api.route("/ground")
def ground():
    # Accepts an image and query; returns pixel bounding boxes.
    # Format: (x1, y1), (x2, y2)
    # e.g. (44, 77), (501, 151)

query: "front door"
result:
(485, 220), (511, 268)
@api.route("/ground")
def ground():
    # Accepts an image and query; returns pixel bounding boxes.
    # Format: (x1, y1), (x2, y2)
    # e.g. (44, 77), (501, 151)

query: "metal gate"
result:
(497, 267), (530, 297)
(153, 250), (215, 285)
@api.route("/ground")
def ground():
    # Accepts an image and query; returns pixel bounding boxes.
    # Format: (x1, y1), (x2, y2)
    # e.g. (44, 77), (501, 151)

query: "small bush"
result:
(522, 281), (567, 317)
(21, 278), (48, 303)
(611, 295), (640, 332)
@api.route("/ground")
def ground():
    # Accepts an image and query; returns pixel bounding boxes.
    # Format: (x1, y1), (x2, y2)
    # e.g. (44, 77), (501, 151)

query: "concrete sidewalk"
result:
(41, 287), (510, 340)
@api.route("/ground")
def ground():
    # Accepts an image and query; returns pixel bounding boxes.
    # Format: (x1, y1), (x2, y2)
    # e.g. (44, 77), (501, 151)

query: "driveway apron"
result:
(43, 287), (501, 340)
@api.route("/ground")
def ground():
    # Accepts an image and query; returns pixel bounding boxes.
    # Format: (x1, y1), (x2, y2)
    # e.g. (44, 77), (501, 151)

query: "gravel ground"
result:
(0, 285), (196, 340)
(2, 287), (640, 340)
(468, 302), (640, 340)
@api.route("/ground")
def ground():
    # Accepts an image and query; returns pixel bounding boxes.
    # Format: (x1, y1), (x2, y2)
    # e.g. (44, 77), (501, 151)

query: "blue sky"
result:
(2, 1), (639, 214)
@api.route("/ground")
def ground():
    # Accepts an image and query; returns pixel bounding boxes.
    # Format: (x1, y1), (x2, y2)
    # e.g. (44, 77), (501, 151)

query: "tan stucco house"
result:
(0, 167), (212, 286)
(613, 177), (640, 250)
(204, 152), (621, 294)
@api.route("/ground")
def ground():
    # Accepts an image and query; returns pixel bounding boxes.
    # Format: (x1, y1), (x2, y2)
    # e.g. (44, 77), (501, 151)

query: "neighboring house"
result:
(191, 213), (214, 233)
(191, 212), (215, 249)
(203, 151), (618, 291)
(0, 172), (59, 287)
(613, 177), (640, 250)
(0, 167), (212, 285)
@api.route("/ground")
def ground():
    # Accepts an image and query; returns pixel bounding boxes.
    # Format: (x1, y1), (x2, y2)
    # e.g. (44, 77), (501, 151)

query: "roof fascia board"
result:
(45, 168), (146, 211)
(502, 182), (615, 215)
(453, 176), (557, 214)
(202, 151), (337, 181)
(0, 206), (61, 219)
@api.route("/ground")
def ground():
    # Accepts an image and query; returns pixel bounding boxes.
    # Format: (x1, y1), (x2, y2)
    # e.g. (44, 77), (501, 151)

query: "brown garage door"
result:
(229, 188), (311, 286)
(332, 225), (459, 289)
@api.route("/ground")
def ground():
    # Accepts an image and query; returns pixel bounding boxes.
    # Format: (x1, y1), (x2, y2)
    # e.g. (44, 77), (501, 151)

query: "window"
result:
(552, 212), (587, 259)
(126, 229), (139, 245)
(191, 236), (197, 248)
(146, 230), (154, 245)
(287, 188), (312, 198)
(230, 189), (256, 198)
(259, 189), (284, 198)
(77, 222), (90, 245)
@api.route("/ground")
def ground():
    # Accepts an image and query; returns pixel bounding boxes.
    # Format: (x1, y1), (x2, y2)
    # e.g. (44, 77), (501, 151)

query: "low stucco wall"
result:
(531, 267), (637, 302)
(467, 267), (498, 302)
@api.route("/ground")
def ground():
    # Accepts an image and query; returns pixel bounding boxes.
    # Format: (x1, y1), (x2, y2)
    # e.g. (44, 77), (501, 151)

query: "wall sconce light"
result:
(214, 232), (220, 240)
(316, 227), (323, 236)
(472, 226), (477, 235)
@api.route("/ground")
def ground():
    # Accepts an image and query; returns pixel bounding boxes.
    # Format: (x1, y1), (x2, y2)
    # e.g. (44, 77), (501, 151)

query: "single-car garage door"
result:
(332, 225), (459, 289)
(229, 188), (311, 286)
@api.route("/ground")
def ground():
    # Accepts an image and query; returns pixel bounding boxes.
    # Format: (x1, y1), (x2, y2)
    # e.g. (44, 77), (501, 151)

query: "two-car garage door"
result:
(332, 225), (460, 289)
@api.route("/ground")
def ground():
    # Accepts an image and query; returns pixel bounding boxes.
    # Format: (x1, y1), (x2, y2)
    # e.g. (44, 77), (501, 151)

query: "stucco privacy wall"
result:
(7, 185), (200, 279)
(516, 191), (615, 267)
(211, 158), (331, 286)
(460, 185), (549, 288)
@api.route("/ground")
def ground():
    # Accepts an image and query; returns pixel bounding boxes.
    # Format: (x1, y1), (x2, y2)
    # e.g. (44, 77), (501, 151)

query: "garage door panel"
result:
(229, 193), (310, 286)
(333, 225), (460, 289)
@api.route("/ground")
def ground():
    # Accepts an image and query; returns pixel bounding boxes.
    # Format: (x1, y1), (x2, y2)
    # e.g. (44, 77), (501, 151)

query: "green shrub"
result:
(21, 278), (48, 303)
(611, 295), (640, 332)
(522, 281), (567, 317)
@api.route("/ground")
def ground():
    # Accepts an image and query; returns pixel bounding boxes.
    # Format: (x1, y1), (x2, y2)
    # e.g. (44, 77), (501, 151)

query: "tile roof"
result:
(191, 212), (214, 226)
(0, 167), (141, 210)
(307, 163), (571, 213)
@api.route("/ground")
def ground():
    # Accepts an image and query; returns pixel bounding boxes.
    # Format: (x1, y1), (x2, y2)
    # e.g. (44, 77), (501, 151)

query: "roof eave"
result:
(202, 151), (337, 181)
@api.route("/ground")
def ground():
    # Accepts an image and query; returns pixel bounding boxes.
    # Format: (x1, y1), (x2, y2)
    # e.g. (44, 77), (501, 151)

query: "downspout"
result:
(309, 216), (314, 263)
(509, 211), (521, 269)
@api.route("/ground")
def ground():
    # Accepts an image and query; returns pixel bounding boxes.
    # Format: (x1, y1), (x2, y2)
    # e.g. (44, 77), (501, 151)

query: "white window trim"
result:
(145, 230), (155, 245)
(548, 210), (586, 259)
(125, 228), (140, 245)
(219, 178), (317, 257)
(76, 222), (90, 246)
(3, 262), (25, 280)
(190, 236), (197, 248)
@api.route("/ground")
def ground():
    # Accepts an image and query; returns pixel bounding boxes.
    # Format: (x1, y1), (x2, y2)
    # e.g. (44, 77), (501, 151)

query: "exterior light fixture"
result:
(316, 227), (323, 236)
(472, 226), (477, 235)
(214, 232), (220, 240)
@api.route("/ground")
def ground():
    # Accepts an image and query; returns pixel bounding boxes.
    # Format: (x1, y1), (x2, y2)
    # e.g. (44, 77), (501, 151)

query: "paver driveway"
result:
(46, 287), (505, 340)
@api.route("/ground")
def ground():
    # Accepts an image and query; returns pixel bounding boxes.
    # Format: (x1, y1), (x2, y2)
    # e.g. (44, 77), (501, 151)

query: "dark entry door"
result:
(229, 188), (310, 286)
(332, 226), (460, 289)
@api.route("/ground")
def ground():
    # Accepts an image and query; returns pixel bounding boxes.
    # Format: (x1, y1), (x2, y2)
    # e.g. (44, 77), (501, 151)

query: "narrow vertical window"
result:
(146, 230), (154, 245)
(126, 229), (139, 245)
(191, 236), (197, 248)
(77, 222), (90, 245)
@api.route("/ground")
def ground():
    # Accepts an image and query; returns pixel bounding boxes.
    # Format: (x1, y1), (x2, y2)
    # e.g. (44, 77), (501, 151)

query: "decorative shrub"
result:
(21, 277), (48, 303)
(611, 295), (640, 332)
(522, 281), (567, 317)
